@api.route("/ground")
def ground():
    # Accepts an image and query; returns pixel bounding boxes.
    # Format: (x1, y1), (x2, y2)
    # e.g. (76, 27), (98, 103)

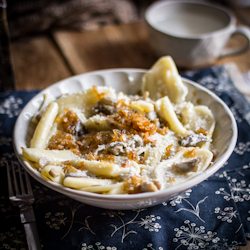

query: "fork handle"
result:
(23, 222), (42, 250)
(20, 205), (42, 250)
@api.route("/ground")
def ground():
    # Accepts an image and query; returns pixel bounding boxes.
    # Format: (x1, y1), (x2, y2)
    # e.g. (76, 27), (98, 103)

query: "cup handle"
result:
(220, 26), (250, 58)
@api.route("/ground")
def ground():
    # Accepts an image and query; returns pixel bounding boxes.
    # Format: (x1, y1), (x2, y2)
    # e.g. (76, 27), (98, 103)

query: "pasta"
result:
(23, 56), (216, 194)
(30, 102), (59, 149)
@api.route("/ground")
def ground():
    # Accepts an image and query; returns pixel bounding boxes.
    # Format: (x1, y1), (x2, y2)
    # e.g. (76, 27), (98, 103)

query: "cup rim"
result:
(145, 0), (236, 39)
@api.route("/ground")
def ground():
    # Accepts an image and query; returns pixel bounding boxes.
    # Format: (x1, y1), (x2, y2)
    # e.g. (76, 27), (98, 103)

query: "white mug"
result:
(145, 0), (250, 68)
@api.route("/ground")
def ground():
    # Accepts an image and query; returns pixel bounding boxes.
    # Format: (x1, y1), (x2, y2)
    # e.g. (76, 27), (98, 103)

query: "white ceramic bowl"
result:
(13, 69), (237, 210)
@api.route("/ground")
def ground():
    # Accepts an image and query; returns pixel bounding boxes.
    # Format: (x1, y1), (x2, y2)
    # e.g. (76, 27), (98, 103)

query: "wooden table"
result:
(10, 18), (250, 91)
(7, 10), (250, 250)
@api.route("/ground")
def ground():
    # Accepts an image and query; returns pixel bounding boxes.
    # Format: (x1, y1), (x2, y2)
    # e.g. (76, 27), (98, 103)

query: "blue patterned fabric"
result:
(0, 66), (250, 250)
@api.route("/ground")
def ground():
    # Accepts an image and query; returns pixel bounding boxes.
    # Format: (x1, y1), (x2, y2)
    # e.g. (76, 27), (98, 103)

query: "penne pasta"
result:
(80, 182), (125, 194)
(155, 96), (188, 136)
(63, 176), (115, 189)
(23, 148), (139, 178)
(74, 160), (136, 177)
(181, 104), (215, 134)
(41, 165), (65, 184)
(23, 148), (79, 164)
(30, 102), (59, 149)
(32, 93), (56, 124)
(130, 100), (154, 113)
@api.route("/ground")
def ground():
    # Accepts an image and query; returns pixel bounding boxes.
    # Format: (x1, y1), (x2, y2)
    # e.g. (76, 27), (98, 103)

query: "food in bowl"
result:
(22, 56), (216, 195)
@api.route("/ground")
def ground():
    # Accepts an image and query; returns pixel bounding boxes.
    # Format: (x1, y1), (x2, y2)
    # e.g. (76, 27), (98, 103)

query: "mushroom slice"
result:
(140, 179), (162, 192)
(172, 157), (200, 173)
(180, 133), (212, 147)
(93, 97), (117, 115)
(107, 141), (125, 156)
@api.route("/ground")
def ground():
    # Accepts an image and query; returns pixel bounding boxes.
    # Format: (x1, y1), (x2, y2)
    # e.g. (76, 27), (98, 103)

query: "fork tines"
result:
(7, 161), (34, 204)
(6, 161), (42, 249)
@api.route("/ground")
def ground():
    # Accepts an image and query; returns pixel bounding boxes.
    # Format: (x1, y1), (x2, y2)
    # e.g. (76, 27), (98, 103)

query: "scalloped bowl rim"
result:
(13, 68), (238, 203)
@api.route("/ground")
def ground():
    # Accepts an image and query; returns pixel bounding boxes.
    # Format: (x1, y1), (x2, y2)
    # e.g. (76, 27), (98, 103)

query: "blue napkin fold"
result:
(0, 65), (249, 250)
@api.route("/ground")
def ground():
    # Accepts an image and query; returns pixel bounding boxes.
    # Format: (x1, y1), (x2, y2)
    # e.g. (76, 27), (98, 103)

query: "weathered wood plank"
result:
(10, 35), (72, 90)
(52, 21), (158, 74)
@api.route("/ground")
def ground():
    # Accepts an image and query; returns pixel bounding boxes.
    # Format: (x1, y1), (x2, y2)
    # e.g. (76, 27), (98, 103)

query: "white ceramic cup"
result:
(145, 1), (250, 68)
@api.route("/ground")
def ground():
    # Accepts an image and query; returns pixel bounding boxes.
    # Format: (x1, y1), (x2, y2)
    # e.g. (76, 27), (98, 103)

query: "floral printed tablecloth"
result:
(0, 65), (250, 250)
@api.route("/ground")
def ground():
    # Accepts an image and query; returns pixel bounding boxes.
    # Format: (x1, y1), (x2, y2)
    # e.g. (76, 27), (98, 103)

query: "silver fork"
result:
(7, 161), (42, 250)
